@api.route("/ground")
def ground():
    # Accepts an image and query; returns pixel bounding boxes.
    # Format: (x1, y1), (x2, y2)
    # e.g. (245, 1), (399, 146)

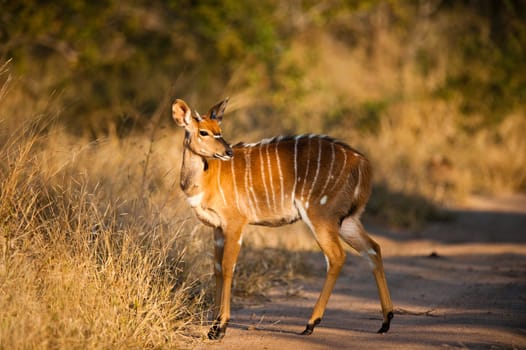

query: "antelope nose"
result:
(226, 148), (233, 157)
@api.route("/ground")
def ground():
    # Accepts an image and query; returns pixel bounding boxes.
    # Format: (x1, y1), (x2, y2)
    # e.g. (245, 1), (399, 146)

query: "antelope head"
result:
(172, 98), (233, 160)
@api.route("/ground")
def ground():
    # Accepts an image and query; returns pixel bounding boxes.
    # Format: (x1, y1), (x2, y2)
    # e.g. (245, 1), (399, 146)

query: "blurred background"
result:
(2, 1), (525, 206)
(1, 1), (525, 347)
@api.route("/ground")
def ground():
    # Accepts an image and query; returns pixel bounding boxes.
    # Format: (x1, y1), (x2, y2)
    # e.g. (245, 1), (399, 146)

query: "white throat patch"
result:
(187, 192), (204, 207)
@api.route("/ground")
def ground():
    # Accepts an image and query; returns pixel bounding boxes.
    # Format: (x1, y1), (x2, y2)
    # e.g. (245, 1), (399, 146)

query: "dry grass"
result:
(1, 10), (525, 345)
(0, 75), (309, 348)
(0, 125), (207, 348)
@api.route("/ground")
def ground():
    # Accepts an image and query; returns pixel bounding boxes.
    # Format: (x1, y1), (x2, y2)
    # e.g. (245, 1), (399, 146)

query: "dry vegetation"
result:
(0, 72), (308, 349)
(0, 91), (203, 348)
(1, 1), (525, 348)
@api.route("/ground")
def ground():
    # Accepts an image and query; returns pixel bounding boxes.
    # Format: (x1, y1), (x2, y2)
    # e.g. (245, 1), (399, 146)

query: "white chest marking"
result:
(187, 192), (204, 208)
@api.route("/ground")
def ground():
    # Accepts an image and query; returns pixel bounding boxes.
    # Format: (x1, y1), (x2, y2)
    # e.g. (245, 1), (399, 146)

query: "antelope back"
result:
(216, 135), (371, 225)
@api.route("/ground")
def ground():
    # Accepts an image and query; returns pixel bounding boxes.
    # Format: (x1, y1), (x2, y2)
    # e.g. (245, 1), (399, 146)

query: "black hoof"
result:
(377, 311), (394, 334)
(207, 324), (226, 340)
(300, 318), (321, 336)
(208, 318), (228, 340)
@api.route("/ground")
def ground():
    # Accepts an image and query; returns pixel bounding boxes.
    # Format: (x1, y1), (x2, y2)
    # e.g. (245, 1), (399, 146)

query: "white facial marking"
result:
(320, 195), (328, 205)
(187, 192), (204, 207)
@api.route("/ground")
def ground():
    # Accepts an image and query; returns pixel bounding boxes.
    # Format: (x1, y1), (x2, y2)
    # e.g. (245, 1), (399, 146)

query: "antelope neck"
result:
(180, 144), (208, 196)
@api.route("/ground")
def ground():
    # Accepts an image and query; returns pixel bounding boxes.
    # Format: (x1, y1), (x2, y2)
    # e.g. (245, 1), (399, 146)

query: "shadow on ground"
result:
(196, 195), (526, 349)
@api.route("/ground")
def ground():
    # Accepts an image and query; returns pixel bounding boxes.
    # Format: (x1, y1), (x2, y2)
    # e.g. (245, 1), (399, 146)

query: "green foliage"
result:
(1, 0), (290, 134)
(2, 1), (525, 135)
(435, 0), (526, 129)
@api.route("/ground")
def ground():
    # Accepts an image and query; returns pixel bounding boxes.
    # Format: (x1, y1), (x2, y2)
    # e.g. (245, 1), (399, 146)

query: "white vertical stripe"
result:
(259, 145), (271, 213)
(329, 145), (348, 192)
(291, 136), (300, 204)
(245, 147), (260, 219)
(300, 136), (312, 201)
(217, 160), (227, 206)
(244, 148), (254, 217)
(266, 142), (277, 212)
(248, 148), (261, 216)
(274, 140), (285, 212)
(319, 141), (335, 200)
(306, 137), (322, 205)
(230, 153), (241, 212)
(353, 162), (362, 200)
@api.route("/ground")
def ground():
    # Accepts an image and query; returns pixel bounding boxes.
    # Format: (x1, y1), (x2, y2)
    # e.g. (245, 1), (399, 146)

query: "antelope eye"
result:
(199, 130), (209, 137)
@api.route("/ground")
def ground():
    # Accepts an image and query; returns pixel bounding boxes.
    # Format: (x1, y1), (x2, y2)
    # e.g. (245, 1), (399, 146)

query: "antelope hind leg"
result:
(339, 216), (394, 333)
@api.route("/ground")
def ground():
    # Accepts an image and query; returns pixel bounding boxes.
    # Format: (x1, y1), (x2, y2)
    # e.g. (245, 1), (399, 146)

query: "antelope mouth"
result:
(214, 153), (232, 161)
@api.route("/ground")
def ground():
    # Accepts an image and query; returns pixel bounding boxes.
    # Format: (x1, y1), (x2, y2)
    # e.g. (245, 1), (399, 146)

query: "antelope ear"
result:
(172, 99), (192, 127)
(208, 97), (229, 124)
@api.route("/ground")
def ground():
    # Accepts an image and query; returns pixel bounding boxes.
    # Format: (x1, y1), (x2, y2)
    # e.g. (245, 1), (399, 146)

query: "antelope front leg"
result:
(208, 226), (243, 340)
(212, 228), (224, 320)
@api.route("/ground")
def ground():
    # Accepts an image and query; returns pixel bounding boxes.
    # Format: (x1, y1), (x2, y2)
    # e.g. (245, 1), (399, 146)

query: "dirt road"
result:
(195, 195), (526, 349)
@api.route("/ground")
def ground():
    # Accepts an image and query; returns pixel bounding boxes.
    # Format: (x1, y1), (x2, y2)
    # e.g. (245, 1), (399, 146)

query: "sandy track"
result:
(195, 195), (526, 349)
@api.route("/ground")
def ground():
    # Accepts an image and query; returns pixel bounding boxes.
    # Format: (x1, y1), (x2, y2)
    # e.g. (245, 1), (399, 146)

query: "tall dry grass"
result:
(0, 72), (308, 348)
(0, 124), (206, 348)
